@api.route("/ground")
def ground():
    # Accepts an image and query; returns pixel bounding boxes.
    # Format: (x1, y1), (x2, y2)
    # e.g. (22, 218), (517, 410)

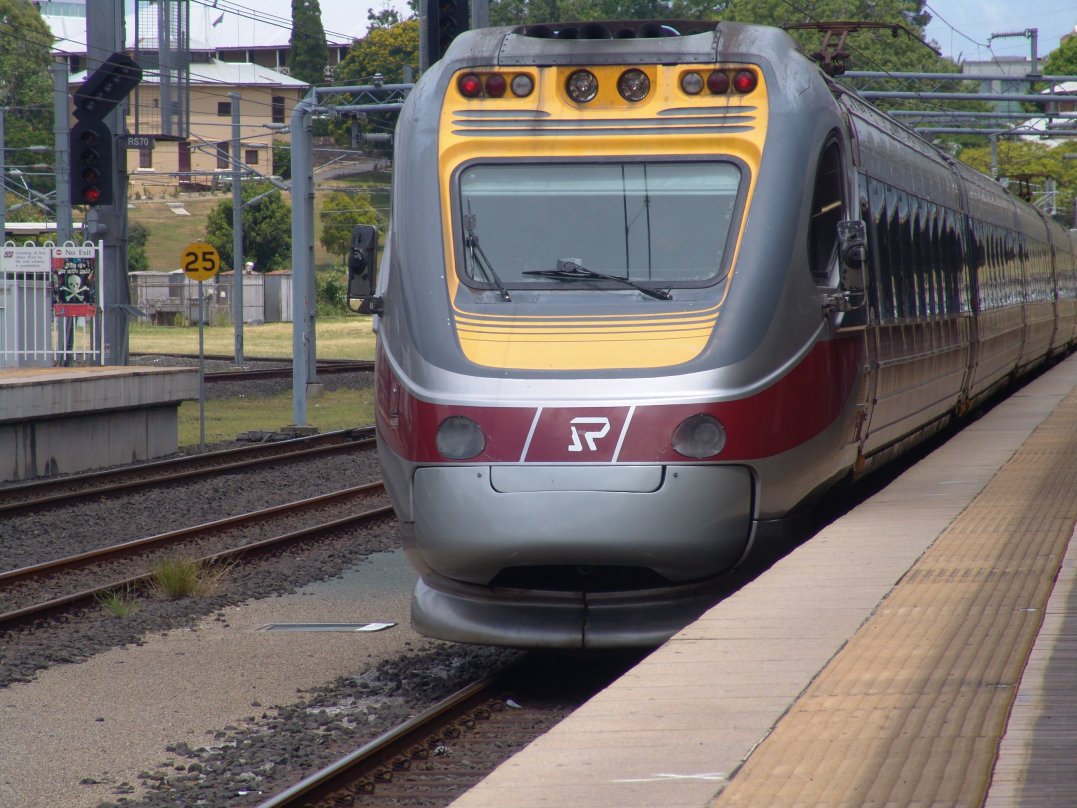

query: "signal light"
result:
(707, 71), (730, 94)
(458, 74), (482, 97)
(732, 69), (758, 93)
(457, 72), (533, 99)
(69, 119), (113, 207)
(681, 72), (704, 95)
(425, 0), (470, 64)
(484, 74), (507, 98)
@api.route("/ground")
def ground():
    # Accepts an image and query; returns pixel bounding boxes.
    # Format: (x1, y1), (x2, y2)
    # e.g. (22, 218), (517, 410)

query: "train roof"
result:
(439, 19), (805, 69)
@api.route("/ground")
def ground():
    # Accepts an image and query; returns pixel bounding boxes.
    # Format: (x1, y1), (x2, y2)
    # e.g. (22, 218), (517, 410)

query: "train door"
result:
(816, 124), (874, 461)
(804, 130), (873, 465)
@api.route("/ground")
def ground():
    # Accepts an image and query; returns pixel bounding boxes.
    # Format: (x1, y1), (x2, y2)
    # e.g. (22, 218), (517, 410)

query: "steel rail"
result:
(204, 361), (374, 382)
(255, 668), (511, 808)
(0, 497), (395, 629)
(0, 482), (385, 585)
(0, 428), (375, 515)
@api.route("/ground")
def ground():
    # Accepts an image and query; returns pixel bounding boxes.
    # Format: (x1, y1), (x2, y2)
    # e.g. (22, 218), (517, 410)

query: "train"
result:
(346, 19), (1077, 650)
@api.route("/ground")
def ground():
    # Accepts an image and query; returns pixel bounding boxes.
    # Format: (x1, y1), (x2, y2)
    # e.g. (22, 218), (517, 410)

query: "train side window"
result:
(808, 141), (844, 286)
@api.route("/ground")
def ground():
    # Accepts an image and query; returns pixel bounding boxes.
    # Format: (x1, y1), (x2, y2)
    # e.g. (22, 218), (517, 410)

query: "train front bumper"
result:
(411, 571), (737, 649)
(403, 463), (754, 649)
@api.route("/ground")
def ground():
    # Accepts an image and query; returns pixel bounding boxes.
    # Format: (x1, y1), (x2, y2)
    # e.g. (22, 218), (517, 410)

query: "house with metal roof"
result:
(42, 4), (353, 193)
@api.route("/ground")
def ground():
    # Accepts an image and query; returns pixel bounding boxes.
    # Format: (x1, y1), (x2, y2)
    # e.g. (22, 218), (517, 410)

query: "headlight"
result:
(617, 69), (650, 102)
(437, 416), (486, 459)
(672, 414), (726, 458)
(566, 70), (599, 103)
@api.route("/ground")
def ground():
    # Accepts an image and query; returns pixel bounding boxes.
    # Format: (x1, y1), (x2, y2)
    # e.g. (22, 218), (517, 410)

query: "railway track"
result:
(254, 650), (638, 808)
(131, 353), (374, 384)
(0, 482), (393, 629)
(204, 360), (374, 383)
(258, 667), (511, 808)
(0, 427), (375, 515)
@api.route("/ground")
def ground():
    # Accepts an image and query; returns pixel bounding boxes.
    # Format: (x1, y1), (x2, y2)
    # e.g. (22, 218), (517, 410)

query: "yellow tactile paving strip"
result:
(712, 394), (1077, 807)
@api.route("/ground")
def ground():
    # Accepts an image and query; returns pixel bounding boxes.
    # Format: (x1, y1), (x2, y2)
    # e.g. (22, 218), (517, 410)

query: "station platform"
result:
(452, 354), (1077, 808)
(0, 365), (198, 483)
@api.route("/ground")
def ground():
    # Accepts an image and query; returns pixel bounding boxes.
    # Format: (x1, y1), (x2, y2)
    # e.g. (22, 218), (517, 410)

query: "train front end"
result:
(368, 22), (863, 649)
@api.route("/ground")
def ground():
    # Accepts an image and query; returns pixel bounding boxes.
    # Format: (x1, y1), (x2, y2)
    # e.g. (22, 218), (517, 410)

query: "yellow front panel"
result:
(439, 63), (768, 370)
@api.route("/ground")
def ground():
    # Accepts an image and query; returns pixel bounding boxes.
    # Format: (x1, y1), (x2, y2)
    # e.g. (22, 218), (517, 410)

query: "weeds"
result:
(96, 587), (140, 618)
(149, 556), (235, 600)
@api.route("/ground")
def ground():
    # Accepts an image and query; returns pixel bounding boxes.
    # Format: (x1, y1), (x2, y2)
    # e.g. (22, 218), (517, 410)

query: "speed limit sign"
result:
(181, 241), (221, 281)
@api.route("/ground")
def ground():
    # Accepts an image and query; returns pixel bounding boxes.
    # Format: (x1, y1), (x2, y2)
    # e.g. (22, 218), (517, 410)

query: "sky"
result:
(136, 0), (1077, 63)
(299, 0), (1077, 67)
(922, 0), (1076, 65)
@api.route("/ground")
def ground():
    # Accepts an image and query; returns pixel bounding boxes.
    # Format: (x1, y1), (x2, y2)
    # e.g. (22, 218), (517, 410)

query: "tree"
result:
(957, 141), (1077, 223)
(289, 0), (330, 86)
(331, 19), (420, 146)
(0, 1), (54, 190)
(320, 191), (380, 262)
(273, 143), (291, 180)
(1042, 36), (1077, 78)
(128, 221), (150, 273)
(722, 0), (948, 75)
(205, 182), (292, 272)
(334, 18), (419, 87)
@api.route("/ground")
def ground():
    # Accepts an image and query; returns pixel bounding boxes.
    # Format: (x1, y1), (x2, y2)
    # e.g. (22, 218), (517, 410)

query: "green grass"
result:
(129, 195), (228, 272)
(149, 557), (234, 600)
(130, 317), (377, 360)
(178, 385), (376, 447)
(129, 181), (388, 274)
(95, 587), (140, 618)
(131, 317), (378, 447)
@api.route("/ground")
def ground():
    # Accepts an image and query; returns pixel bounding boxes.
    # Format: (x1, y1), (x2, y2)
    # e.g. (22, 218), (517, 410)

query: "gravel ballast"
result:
(0, 361), (522, 808)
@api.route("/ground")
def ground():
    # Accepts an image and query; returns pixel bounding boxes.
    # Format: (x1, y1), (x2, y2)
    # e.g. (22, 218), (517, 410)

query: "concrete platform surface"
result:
(451, 355), (1077, 808)
(0, 365), (198, 481)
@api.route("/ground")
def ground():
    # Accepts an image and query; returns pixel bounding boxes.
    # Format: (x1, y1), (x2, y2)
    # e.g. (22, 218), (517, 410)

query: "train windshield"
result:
(457, 162), (741, 291)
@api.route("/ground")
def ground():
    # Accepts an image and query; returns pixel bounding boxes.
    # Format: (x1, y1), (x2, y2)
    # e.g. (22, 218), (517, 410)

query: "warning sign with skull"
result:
(51, 247), (97, 317)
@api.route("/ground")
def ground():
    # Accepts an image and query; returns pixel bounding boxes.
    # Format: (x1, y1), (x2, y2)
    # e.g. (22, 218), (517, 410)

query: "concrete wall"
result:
(0, 366), (199, 482)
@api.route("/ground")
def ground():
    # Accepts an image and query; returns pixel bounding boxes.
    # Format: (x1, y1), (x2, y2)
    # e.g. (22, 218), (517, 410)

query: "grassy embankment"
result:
(129, 180), (388, 448)
(130, 318), (377, 448)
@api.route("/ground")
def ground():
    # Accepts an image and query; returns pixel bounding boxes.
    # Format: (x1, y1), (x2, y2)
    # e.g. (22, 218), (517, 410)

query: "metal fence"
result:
(129, 270), (293, 326)
(0, 242), (105, 368)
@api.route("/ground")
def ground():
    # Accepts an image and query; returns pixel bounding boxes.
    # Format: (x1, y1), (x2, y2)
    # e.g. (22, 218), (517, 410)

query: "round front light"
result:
(672, 414), (726, 459)
(566, 70), (598, 103)
(511, 74), (534, 97)
(680, 71), (704, 95)
(618, 69), (650, 102)
(437, 416), (486, 460)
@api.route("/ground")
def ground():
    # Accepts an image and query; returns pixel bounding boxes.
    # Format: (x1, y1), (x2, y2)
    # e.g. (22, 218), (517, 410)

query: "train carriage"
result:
(349, 20), (1077, 649)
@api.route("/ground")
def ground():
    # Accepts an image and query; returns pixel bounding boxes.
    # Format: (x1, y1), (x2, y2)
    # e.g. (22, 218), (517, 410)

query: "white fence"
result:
(0, 242), (105, 368)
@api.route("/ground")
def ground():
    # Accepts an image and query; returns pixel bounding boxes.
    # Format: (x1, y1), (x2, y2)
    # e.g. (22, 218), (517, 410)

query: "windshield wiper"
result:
(463, 208), (511, 302)
(524, 260), (672, 301)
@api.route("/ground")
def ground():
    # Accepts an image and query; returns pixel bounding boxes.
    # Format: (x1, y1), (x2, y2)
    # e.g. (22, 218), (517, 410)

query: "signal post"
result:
(82, 4), (141, 365)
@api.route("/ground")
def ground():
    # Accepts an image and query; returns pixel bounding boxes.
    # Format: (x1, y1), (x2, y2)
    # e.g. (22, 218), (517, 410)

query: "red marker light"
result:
(458, 74), (483, 98)
(485, 74), (507, 97)
(707, 71), (730, 94)
(732, 69), (757, 93)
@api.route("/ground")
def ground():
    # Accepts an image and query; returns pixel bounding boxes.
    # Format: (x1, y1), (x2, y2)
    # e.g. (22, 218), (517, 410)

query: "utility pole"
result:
(231, 92), (244, 367)
(1, 108), (6, 241)
(51, 60), (73, 244)
(290, 93), (317, 427)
